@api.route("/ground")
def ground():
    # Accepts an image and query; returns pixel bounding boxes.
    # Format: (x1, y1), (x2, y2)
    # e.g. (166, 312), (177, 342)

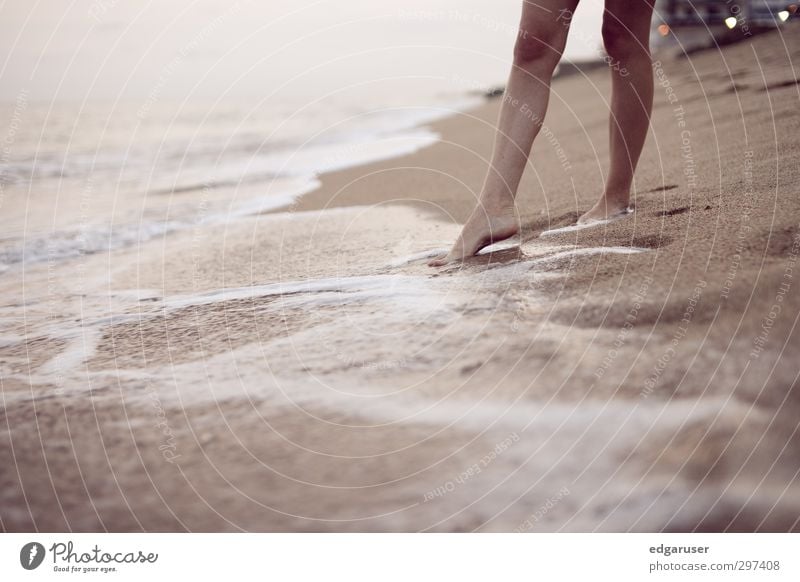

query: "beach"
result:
(2, 23), (799, 532)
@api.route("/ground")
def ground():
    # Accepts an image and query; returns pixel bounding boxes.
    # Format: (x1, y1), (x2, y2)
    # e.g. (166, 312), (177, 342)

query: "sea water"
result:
(0, 94), (480, 270)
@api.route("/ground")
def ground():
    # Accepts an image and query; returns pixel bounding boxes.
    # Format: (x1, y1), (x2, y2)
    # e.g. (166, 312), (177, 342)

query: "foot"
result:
(429, 198), (519, 267)
(578, 196), (632, 225)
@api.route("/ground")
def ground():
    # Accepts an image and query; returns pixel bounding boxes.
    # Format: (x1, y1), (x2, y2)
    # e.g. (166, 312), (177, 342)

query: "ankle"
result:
(600, 191), (630, 207)
(479, 190), (515, 211)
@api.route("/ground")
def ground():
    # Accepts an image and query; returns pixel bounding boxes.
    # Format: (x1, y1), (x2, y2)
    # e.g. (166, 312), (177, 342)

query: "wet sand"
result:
(2, 25), (800, 532)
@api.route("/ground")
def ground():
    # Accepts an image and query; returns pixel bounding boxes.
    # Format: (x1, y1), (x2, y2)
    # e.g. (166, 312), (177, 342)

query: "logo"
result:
(20, 542), (46, 570)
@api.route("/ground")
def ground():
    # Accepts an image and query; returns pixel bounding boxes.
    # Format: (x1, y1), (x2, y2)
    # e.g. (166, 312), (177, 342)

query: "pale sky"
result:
(0, 0), (607, 103)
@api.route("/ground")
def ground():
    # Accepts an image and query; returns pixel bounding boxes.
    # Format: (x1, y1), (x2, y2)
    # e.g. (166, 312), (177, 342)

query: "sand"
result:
(2, 24), (800, 532)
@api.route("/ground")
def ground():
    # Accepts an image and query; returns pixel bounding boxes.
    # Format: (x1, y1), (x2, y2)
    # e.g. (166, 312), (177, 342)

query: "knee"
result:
(602, 18), (648, 63)
(512, 31), (563, 72)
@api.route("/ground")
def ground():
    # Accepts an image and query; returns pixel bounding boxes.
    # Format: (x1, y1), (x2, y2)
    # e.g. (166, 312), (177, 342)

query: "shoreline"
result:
(0, 94), (480, 272)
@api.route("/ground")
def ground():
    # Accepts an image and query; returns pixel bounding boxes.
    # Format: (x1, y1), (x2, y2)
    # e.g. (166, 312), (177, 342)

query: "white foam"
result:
(163, 245), (646, 315)
(390, 238), (525, 268)
(164, 275), (417, 308)
(477, 238), (524, 254)
(488, 246), (647, 277)
(203, 181), (320, 224)
(0, 220), (183, 267)
(153, 332), (743, 436)
(163, 274), (465, 323)
(328, 391), (741, 437)
(388, 248), (450, 268)
(7, 241), (650, 394)
(105, 289), (163, 302)
(38, 327), (103, 377)
(539, 209), (634, 238)
(0, 181), (322, 271)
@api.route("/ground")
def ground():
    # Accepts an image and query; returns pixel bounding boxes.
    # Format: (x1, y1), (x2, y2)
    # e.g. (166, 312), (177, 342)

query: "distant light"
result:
(778, 10), (790, 21)
(658, 24), (671, 36)
(789, 4), (799, 14)
(724, 16), (738, 29)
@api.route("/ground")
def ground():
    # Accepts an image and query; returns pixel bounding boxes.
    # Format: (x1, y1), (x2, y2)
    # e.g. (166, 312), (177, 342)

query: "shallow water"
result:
(2, 197), (649, 409)
(0, 97), (479, 270)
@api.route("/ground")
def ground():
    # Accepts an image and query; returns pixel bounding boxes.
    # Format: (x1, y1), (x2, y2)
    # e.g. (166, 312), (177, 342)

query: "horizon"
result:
(0, 0), (607, 104)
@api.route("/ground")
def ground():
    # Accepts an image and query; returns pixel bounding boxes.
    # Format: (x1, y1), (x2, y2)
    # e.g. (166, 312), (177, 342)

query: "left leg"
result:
(429, 0), (579, 266)
(578, 0), (655, 224)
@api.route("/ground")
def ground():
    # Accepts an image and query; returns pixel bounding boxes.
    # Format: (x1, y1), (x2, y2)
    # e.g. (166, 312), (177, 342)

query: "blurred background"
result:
(0, 0), (607, 103)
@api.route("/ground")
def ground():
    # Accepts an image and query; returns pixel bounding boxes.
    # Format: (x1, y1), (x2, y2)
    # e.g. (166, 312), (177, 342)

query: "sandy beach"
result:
(2, 24), (799, 532)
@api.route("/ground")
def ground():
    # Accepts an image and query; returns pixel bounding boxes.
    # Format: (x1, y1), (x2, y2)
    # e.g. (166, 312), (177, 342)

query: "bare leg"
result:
(430, 0), (579, 266)
(578, 0), (655, 224)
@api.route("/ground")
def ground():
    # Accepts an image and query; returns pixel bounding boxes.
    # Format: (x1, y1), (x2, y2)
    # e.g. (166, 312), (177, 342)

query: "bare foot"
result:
(578, 196), (632, 225)
(429, 197), (519, 266)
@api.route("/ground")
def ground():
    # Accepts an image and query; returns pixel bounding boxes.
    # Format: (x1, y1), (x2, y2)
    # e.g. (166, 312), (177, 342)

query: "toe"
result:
(428, 255), (451, 267)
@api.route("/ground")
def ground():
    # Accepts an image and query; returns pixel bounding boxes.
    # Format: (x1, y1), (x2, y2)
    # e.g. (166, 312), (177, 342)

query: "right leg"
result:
(578, 0), (655, 224)
(430, 0), (580, 266)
